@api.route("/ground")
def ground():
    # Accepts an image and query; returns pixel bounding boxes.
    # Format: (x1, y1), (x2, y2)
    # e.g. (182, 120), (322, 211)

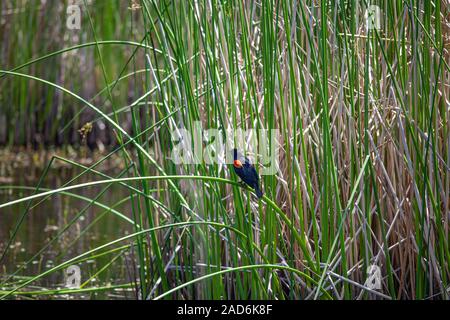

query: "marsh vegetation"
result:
(0, 0), (449, 299)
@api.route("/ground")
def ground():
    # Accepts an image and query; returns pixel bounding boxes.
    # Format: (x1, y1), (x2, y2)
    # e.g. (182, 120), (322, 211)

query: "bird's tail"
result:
(255, 184), (263, 199)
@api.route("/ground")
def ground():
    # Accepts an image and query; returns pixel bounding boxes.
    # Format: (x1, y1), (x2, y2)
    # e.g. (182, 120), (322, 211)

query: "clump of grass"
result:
(0, 0), (449, 300)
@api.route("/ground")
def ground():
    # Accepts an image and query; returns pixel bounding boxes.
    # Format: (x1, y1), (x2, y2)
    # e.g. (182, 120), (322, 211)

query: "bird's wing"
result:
(245, 163), (259, 183)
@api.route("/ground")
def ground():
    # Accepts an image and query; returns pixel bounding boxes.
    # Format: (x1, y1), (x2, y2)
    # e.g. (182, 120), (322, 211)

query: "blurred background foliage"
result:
(1, 0), (146, 147)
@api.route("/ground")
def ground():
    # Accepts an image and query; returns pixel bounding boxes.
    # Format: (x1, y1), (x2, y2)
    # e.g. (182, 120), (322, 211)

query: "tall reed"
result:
(0, 0), (448, 300)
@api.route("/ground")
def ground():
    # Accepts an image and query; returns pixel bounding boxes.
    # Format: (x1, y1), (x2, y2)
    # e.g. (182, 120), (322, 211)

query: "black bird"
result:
(232, 148), (263, 199)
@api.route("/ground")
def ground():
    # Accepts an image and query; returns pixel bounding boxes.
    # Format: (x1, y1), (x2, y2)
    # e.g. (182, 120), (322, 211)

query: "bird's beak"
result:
(233, 160), (243, 168)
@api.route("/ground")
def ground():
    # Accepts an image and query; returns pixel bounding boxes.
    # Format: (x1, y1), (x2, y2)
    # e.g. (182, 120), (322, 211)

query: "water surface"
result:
(0, 165), (137, 299)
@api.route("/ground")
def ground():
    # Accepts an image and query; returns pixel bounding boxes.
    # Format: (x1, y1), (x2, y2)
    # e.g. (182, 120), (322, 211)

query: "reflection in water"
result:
(0, 167), (135, 299)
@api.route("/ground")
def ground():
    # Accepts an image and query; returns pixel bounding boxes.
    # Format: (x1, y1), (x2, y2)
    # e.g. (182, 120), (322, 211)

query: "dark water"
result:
(0, 167), (137, 299)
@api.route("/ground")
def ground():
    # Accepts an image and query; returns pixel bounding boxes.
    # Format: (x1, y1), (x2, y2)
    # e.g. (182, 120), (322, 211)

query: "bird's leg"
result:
(238, 180), (247, 188)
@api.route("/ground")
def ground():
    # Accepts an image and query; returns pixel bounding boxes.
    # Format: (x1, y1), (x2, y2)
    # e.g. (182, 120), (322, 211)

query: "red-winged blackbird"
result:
(232, 148), (263, 198)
